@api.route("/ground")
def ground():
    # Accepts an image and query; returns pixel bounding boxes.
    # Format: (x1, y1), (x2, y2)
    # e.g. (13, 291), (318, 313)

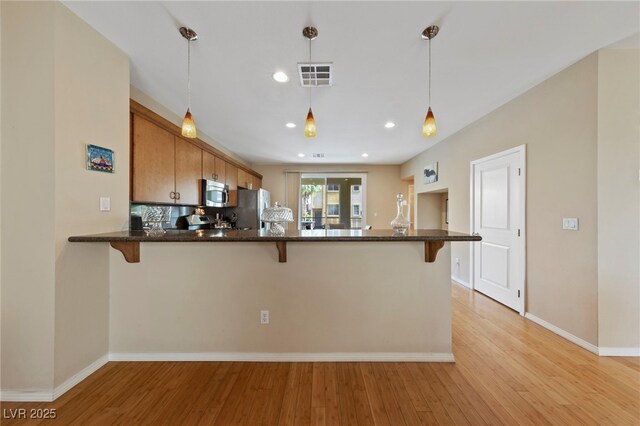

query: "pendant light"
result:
(421, 25), (439, 138)
(180, 27), (198, 139)
(303, 26), (318, 138)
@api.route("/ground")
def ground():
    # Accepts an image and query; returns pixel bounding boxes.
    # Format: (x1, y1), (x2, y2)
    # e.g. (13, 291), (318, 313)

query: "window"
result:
(327, 204), (340, 216)
(299, 173), (366, 230)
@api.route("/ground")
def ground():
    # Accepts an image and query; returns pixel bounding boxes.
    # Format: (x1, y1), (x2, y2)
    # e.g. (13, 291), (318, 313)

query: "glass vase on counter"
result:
(391, 193), (410, 235)
(142, 206), (172, 236)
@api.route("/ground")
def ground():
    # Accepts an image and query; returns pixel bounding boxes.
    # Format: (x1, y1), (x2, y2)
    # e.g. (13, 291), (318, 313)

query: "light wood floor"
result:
(2, 284), (638, 425)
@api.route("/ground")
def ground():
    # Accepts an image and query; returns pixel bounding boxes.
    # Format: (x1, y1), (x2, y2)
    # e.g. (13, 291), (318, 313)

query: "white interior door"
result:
(471, 146), (525, 314)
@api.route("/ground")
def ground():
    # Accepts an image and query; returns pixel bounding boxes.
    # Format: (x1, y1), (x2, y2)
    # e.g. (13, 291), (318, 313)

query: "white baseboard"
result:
(451, 276), (471, 288)
(599, 347), (640, 357)
(0, 354), (108, 402)
(53, 354), (109, 400)
(109, 352), (455, 362)
(0, 390), (54, 402)
(525, 313), (599, 355)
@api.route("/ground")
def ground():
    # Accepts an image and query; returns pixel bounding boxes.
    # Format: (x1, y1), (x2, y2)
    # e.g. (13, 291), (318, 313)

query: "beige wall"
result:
(597, 49), (640, 350)
(130, 86), (249, 167)
(401, 54), (600, 345)
(1, 1), (57, 392)
(253, 164), (407, 230)
(416, 192), (443, 229)
(1, 1), (129, 393)
(53, 3), (129, 387)
(110, 242), (452, 356)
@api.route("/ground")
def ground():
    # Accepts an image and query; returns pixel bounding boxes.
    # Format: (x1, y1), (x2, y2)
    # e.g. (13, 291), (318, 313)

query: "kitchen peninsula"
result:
(70, 230), (480, 361)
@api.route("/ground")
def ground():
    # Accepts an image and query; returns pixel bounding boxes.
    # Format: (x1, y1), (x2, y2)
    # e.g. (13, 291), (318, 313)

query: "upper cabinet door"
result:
(251, 174), (262, 190)
(237, 168), (248, 189)
(175, 137), (202, 205)
(202, 151), (217, 181)
(226, 163), (238, 207)
(203, 151), (226, 184)
(214, 156), (226, 184)
(132, 115), (175, 203)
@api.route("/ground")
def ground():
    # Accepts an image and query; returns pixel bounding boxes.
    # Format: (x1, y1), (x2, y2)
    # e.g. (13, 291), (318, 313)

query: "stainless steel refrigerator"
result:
(233, 189), (271, 230)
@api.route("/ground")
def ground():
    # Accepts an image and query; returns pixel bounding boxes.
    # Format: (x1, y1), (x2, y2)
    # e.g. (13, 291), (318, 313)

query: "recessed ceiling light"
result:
(272, 71), (289, 83)
(384, 121), (396, 129)
(362, 153), (369, 158)
(298, 153), (305, 158)
(286, 122), (296, 128)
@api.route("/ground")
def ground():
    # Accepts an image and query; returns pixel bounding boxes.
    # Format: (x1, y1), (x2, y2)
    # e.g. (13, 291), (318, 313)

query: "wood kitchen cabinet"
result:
(132, 115), (202, 205)
(237, 168), (248, 189)
(174, 137), (202, 205)
(132, 115), (176, 203)
(251, 174), (262, 190)
(226, 163), (238, 206)
(237, 169), (262, 190)
(130, 100), (263, 207)
(202, 151), (226, 183)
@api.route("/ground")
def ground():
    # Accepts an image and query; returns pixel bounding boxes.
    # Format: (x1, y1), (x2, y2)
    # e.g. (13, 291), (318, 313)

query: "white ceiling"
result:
(63, 1), (639, 165)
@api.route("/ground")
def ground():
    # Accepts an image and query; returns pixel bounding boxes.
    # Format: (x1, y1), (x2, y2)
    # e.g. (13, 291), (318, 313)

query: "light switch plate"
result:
(562, 218), (578, 231)
(100, 197), (111, 212)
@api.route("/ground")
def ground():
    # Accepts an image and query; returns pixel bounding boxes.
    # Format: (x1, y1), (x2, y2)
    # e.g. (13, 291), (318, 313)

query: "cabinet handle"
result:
(175, 192), (181, 200)
(169, 191), (176, 199)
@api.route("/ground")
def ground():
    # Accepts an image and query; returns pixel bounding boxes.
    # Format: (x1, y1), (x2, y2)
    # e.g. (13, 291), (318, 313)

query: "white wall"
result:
(597, 49), (640, 351)
(401, 54), (600, 345)
(1, 1), (129, 395)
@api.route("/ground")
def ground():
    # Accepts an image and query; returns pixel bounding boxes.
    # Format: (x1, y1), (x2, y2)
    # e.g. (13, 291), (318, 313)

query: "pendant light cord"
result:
(187, 38), (191, 110)
(308, 37), (312, 108)
(428, 38), (431, 107)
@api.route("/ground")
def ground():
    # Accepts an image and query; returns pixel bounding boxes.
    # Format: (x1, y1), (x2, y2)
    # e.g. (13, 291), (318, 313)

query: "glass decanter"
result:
(390, 193), (410, 235)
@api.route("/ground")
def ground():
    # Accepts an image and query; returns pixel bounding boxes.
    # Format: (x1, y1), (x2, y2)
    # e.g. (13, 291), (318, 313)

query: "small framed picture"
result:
(424, 162), (438, 184)
(86, 144), (114, 173)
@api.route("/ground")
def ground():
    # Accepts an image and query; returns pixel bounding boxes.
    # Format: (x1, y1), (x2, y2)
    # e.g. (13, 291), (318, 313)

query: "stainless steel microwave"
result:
(201, 180), (229, 207)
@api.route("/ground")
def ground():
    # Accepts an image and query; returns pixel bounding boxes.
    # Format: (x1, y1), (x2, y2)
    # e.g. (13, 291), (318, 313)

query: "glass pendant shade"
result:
(422, 106), (437, 137)
(181, 109), (197, 138)
(304, 108), (317, 138)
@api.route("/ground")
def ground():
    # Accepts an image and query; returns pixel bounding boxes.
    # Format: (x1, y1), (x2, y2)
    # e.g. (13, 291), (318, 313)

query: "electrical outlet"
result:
(455, 257), (460, 267)
(260, 310), (269, 325)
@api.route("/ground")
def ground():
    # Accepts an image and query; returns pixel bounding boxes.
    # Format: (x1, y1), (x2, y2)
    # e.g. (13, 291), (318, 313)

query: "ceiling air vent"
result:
(312, 153), (325, 159)
(298, 63), (333, 87)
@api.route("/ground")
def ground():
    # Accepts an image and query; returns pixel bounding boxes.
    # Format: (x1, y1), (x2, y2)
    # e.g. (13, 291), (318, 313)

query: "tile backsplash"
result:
(130, 203), (227, 230)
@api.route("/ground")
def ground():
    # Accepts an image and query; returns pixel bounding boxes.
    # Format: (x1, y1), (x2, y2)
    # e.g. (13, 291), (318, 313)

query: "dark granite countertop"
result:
(68, 229), (481, 243)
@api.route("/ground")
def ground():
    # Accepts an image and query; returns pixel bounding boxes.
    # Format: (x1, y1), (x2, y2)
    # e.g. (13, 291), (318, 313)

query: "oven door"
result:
(202, 180), (229, 207)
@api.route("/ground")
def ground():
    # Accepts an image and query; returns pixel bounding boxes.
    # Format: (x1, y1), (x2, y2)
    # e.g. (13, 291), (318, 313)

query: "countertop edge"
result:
(68, 230), (481, 243)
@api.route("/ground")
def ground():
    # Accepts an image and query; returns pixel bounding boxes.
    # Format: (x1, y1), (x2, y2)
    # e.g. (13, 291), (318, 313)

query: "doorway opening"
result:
(416, 189), (449, 230)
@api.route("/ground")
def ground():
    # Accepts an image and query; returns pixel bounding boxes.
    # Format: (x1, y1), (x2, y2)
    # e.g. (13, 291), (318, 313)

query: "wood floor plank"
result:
(2, 284), (638, 426)
(277, 363), (302, 426)
(359, 363), (391, 426)
(335, 362), (359, 426)
(293, 363), (313, 426)
(323, 363), (340, 426)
